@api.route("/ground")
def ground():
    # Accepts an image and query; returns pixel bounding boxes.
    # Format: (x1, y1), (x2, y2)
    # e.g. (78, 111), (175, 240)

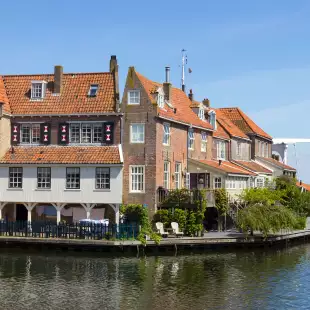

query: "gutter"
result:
(118, 144), (124, 163)
(11, 112), (124, 118)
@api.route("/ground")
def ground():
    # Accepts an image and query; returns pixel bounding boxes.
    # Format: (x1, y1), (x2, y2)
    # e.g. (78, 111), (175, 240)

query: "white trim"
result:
(157, 115), (213, 132)
(163, 122), (171, 146)
(130, 123), (145, 144)
(118, 144), (124, 163)
(127, 90), (141, 105)
(129, 165), (145, 193)
(227, 173), (251, 178)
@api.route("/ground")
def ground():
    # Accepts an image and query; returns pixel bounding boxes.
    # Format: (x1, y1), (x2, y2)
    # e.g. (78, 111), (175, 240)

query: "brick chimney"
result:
(203, 98), (210, 107)
(163, 66), (172, 101)
(188, 89), (194, 101)
(54, 65), (63, 94)
(110, 55), (120, 111)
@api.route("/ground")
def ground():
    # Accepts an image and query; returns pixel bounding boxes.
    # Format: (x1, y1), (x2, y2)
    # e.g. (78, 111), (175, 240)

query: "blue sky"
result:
(1, 0), (310, 181)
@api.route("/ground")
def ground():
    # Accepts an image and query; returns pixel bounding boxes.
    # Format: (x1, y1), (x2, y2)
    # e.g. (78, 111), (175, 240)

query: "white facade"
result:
(0, 165), (122, 204)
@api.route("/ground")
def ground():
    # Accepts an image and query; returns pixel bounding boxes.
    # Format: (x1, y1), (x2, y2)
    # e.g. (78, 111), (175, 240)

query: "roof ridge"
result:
(3, 72), (111, 78)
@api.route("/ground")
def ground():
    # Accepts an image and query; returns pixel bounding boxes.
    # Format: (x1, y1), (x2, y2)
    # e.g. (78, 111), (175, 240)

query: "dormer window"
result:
(208, 110), (216, 129)
(31, 81), (47, 99)
(89, 84), (99, 97)
(198, 108), (205, 120)
(157, 94), (164, 108)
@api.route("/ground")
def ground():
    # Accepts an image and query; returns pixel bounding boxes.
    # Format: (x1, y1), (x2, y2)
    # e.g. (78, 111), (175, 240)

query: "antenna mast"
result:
(181, 49), (186, 92)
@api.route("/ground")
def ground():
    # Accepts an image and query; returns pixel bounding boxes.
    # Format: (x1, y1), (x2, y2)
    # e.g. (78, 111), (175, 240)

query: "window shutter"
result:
(11, 123), (20, 145)
(102, 122), (114, 145)
(40, 123), (51, 145)
(58, 123), (69, 145)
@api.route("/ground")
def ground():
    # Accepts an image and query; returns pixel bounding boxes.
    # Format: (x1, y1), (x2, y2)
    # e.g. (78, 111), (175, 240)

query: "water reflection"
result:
(0, 245), (308, 310)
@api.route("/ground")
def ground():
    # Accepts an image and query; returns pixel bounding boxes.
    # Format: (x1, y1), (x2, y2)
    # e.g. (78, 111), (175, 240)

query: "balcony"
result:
(157, 188), (215, 209)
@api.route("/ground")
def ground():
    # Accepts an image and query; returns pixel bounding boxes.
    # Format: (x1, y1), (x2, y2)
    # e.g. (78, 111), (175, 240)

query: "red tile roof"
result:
(219, 107), (272, 140)
(135, 71), (213, 131)
(0, 146), (122, 164)
(0, 76), (10, 114)
(213, 121), (230, 140)
(256, 156), (296, 171)
(2, 72), (117, 115)
(194, 159), (255, 176)
(233, 160), (272, 174)
(296, 181), (310, 192)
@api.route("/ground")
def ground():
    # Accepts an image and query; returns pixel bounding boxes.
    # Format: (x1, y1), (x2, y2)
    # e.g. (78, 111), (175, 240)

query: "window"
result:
(130, 124), (145, 143)
(37, 167), (51, 189)
(236, 142), (241, 157)
(31, 81), (46, 99)
(164, 161), (170, 189)
(208, 111), (216, 129)
(128, 90), (140, 105)
(264, 143), (268, 157)
(217, 141), (226, 160)
(163, 123), (170, 145)
(66, 168), (80, 189)
(256, 178), (264, 188)
(188, 129), (194, 150)
(95, 167), (110, 189)
(185, 172), (190, 189)
(130, 165), (145, 192)
(198, 108), (205, 120)
(175, 163), (181, 189)
(9, 167), (23, 188)
(88, 84), (99, 97)
(157, 94), (164, 108)
(258, 141), (261, 156)
(69, 123), (102, 144)
(226, 177), (236, 189)
(21, 124), (40, 144)
(261, 142), (265, 157)
(214, 177), (222, 189)
(201, 132), (207, 152)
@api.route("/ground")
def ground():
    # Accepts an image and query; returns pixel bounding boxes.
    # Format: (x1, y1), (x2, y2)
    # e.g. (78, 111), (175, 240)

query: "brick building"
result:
(0, 56), (123, 224)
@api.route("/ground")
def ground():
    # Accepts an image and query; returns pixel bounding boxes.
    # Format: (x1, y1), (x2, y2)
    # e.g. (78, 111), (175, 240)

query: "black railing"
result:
(157, 188), (215, 209)
(0, 221), (139, 240)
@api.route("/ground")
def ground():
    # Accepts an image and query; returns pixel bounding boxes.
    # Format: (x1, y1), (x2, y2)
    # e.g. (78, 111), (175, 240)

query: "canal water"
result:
(0, 244), (309, 310)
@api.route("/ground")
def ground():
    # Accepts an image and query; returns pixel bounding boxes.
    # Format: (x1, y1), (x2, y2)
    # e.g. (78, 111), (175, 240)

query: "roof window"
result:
(88, 84), (99, 97)
(31, 81), (47, 99)
(198, 108), (205, 120)
(208, 110), (216, 129)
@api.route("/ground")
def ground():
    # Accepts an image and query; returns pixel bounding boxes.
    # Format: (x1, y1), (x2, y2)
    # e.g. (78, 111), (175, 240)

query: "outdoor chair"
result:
(155, 222), (168, 237)
(171, 222), (184, 237)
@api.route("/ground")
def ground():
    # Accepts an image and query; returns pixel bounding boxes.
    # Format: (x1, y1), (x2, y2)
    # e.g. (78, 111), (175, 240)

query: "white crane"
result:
(272, 139), (310, 176)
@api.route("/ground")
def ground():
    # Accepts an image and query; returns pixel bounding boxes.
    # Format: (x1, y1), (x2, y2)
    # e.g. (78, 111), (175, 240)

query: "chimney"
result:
(163, 66), (172, 101)
(203, 98), (210, 107)
(188, 89), (194, 101)
(54, 65), (63, 94)
(110, 55), (120, 111)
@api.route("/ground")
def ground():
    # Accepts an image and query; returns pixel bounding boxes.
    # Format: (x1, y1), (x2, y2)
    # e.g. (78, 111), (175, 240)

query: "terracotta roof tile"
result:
(213, 121), (230, 140)
(196, 159), (255, 175)
(135, 71), (213, 131)
(0, 146), (121, 164)
(233, 160), (272, 174)
(219, 107), (272, 140)
(296, 181), (310, 192)
(3, 72), (116, 115)
(256, 156), (296, 171)
(0, 76), (10, 114)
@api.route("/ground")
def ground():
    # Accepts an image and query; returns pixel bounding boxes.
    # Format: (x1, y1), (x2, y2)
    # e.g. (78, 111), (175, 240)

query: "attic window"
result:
(198, 108), (205, 120)
(157, 94), (164, 108)
(31, 81), (47, 99)
(89, 84), (99, 97)
(208, 110), (216, 129)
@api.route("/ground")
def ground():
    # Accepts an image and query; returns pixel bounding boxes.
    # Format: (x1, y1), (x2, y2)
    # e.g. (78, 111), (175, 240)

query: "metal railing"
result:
(0, 221), (139, 240)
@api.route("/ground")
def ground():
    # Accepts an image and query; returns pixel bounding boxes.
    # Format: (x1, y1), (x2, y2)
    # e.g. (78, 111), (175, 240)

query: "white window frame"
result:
(256, 177), (264, 188)
(175, 162), (181, 189)
(69, 122), (102, 144)
(88, 84), (99, 97)
(9, 167), (23, 189)
(130, 165), (145, 193)
(188, 129), (195, 150)
(157, 94), (164, 108)
(95, 167), (110, 189)
(130, 123), (145, 144)
(31, 81), (47, 99)
(198, 108), (205, 120)
(163, 123), (171, 146)
(201, 132), (207, 152)
(37, 167), (51, 189)
(208, 111), (216, 129)
(20, 123), (41, 144)
(217, 141), (226, 160)
(214, 176), (222, 189)
(128, 90), (140, 105)
(66, 167), (80, 189)
(163, 161), (170, 189)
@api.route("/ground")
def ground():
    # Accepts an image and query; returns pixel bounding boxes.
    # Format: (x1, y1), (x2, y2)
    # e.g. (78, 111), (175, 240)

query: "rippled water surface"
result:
(0, 244), (310, 310)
